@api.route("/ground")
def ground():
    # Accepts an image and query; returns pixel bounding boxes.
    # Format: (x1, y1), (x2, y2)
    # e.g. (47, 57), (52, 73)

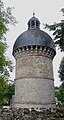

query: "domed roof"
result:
(28, 12), (40, 28)
(28, 16), (40, 22)
(13, 15), (55, 55)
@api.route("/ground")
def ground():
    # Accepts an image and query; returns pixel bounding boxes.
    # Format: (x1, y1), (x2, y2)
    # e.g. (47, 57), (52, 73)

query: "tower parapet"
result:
(14, 45), (55, 60)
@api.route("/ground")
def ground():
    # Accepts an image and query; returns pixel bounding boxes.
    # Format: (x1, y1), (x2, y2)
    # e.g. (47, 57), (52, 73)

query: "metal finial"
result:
(33, 10), (35, 17)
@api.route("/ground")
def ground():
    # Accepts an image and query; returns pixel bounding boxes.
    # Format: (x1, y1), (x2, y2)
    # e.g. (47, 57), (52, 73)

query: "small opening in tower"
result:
(31, 20), (35, 27)
(36, 21), (39, 27)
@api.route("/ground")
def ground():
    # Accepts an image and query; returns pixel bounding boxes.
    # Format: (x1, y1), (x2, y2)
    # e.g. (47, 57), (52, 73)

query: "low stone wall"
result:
(0, 108), (64, 120)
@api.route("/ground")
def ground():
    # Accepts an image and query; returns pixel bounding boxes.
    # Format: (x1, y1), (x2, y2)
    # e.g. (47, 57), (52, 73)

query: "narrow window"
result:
(31, 20), (35, 27)
(36, 21), (39, 27)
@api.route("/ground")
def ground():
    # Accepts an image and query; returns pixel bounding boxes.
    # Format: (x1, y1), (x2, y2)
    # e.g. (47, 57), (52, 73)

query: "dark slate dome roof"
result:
(13, 29), (53, 49)
(28, 16), (39, 22)
(13, 15), (55, 55)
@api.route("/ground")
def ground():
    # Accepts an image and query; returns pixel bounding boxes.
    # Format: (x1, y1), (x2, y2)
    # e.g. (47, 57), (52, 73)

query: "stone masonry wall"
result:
(13, 51), (55, 108)
(0, 108), (64, 120)
(16, 54), (53, 80)
(14, 78), (55, 108)
(13, 46), (56, 108)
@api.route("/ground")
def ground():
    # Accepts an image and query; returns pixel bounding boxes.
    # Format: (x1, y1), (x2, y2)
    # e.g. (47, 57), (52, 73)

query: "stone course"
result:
(0, 108), (64, 120)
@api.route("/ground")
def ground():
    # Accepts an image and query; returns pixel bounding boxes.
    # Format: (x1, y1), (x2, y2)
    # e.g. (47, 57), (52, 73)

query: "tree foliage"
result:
(44, 10), (64, 51)
(45, 10), (64, 105)
(55, 84), (64, 105)
(0, 0), (16, 106)
(7, 83), (15, 105)
(0, 0), (16, 40)
(58, 57), (64, 83)
(0, 78), (8, 105)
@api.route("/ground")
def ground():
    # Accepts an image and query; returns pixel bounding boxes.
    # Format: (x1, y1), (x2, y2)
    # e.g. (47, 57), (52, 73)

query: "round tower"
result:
(13, 14), (56, 108)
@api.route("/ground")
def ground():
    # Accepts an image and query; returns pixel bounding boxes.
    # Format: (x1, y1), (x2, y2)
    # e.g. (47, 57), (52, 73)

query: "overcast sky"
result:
(3, 0), (64, 86)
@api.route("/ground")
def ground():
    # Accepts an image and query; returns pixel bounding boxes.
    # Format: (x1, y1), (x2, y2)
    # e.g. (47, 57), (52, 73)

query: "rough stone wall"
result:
(16, 54), (53, 79)
(12, 45), (56, 108)
(14, 78), (55, 108)
(0, 108), (64, 120)
(13, 53), (55, 108)
(13, 51), (55, 108)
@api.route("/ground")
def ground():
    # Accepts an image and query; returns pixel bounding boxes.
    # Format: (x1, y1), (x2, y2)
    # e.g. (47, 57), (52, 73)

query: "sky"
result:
(3, 0), (64, 86)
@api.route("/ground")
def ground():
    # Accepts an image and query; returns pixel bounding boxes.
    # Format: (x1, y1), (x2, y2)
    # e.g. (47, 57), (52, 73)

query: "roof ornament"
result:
(33, 10), (35, 17)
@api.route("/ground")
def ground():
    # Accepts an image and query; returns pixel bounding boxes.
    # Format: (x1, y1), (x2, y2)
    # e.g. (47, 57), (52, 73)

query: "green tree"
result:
(45, 10), (64, 105)
(0, 0), (16, 106)
(44, 9), (64, 51)
(7, 83), (15, 105)
(0, 78), (8, 105)
(55, 84), (64, 105)
(58, 57), (64, 83)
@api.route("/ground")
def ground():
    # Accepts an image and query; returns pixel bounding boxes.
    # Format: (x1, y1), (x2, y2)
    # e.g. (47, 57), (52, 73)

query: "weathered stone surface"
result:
(13, 51), (55, 108)
(14, 78), (55, 108)
(13, 47), (55, 108)
(0, 108), (64, 120)
(16, 54), (53, 79)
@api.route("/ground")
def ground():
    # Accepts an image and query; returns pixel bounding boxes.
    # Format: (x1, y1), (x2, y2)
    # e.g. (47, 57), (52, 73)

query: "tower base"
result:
(13, 103), (56, 109)
(11, 78), (56, 108)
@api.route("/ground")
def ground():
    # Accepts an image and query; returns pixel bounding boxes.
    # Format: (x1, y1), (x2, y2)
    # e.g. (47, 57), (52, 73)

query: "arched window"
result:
(31, 20), (35, 27)
(36, 21), (39, 27)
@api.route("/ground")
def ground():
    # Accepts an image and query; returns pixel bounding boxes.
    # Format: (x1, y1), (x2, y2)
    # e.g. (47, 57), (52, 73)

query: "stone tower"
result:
(12, 14), (56, 108)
